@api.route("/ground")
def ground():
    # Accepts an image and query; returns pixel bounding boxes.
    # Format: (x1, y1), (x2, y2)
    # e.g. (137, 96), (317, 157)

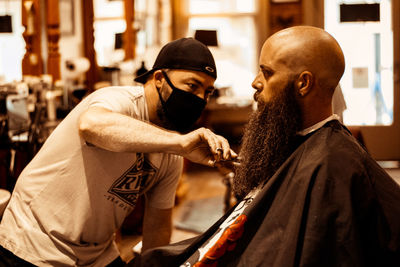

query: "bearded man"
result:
(130, 26), (400, 267)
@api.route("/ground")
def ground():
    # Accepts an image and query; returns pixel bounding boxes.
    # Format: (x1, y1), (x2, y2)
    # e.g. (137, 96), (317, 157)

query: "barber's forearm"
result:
(141, 223), (172, 252)
(79, 107), (237, 166)
(141, 207), (173, 252)
(78, 107), (182, 153)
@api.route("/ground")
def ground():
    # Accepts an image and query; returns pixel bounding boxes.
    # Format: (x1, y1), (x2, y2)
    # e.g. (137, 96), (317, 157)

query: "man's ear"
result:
(296, 71), (313, 96)
(153, 70), (164, 88)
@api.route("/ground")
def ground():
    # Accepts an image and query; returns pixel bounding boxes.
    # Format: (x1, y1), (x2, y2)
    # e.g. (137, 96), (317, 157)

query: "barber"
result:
(0, 38), (236, 266)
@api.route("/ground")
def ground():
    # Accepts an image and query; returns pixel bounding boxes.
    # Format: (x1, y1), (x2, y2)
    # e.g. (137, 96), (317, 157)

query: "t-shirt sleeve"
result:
(87, 87), (136, 116)
(145, 156), (183, 209)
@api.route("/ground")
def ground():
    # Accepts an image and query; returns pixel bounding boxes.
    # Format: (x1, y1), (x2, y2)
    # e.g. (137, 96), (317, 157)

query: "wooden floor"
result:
(116, 161), (400, 263)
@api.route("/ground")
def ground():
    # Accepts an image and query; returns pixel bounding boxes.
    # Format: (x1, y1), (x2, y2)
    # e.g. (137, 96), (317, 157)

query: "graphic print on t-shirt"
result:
(108, 153), (157, 207)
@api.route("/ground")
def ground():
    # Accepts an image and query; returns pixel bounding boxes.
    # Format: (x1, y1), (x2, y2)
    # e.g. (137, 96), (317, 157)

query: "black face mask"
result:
(157, 71), (206, 133)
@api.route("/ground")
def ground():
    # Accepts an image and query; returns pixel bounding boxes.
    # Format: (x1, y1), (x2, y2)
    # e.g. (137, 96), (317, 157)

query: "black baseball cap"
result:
(134, 37), (217, 84)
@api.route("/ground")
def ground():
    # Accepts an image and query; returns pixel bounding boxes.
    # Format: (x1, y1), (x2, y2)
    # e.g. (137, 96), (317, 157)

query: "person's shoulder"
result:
(89, 85), (145, 102)
(317, 120), (365, 155)
(289, 122), (372, 192)
(303, 121), (399, 202)
(303, 120), (369, 170)
(314, 121), (393, 185)
(95, 85), (144, 95)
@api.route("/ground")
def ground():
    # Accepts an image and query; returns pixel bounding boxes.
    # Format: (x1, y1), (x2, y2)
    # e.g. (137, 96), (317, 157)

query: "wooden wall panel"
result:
(124, 0), (135, 60)
(46, 0), (61, 81)
(171, 0), (188, 40)
(21, 0), (43, 76)
(81, 0), (99, 91)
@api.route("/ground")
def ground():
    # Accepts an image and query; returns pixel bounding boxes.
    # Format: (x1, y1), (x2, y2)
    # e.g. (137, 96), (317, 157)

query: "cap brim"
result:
(134, 69), (155, 84)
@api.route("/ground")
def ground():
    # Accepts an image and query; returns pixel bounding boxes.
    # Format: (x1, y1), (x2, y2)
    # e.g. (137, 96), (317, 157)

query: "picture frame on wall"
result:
(269, 0), (302, 34)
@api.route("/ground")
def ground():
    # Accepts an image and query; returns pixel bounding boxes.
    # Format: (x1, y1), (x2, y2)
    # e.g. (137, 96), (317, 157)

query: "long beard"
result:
(233, 83), (302, 199)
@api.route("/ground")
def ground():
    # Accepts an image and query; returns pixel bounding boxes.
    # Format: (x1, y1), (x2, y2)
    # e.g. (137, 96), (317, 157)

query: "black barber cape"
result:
(130, 120), (400, 267)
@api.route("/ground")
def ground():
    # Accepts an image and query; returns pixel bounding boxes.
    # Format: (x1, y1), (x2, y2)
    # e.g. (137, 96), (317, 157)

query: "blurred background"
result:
(0, 0), (399, 262)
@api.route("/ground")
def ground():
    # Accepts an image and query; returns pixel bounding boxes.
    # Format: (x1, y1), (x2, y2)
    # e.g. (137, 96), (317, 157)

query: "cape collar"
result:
(297, 114), (341, 136)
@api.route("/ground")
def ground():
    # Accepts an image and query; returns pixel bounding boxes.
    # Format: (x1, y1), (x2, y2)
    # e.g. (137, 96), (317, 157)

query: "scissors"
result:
(212, 157), (241, 167)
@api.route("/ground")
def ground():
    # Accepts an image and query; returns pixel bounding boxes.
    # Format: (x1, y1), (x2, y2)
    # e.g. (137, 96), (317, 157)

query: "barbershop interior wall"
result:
(304, 0), (400, 161)
(0, 0), (84, 81)
(0, 1), (24, 82)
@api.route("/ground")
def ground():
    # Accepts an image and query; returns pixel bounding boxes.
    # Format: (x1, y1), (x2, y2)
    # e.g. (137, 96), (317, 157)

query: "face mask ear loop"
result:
(156, 71), (171, 107)
(161, 70), (177, 91)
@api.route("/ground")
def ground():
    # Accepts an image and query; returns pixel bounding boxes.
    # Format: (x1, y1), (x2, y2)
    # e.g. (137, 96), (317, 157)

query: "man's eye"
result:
(262, 70), (271, 78)
(262, 69), (273, 80)
(186, 83), (200, 92)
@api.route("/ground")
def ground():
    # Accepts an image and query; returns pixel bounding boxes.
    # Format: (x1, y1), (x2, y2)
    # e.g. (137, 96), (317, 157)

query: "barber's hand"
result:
(214, 158), (241, 176)
(179, 127), (237, 167)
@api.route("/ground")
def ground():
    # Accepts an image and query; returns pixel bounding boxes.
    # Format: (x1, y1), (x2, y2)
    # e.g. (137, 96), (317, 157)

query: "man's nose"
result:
(193, 90), (206, 100)
(251, 77), (262, 90)
(199, 91), (207, 100)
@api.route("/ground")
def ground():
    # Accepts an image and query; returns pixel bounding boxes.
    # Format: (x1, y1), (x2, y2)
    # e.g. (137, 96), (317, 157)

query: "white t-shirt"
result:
(0, 86), (183, 266)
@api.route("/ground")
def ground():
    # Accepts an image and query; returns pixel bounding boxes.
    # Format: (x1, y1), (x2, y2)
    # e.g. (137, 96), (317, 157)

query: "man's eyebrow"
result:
(260, 65), (273, 73)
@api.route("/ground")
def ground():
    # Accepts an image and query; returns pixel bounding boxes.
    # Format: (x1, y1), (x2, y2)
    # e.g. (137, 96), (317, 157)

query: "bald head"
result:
(253, 26), (345, 128)
(266, 26), (345, 93)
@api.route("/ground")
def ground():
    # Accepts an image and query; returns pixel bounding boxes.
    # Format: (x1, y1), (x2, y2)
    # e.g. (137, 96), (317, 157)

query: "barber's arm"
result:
(78, 106), (236, 166)
(141, 204), (172, 252)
